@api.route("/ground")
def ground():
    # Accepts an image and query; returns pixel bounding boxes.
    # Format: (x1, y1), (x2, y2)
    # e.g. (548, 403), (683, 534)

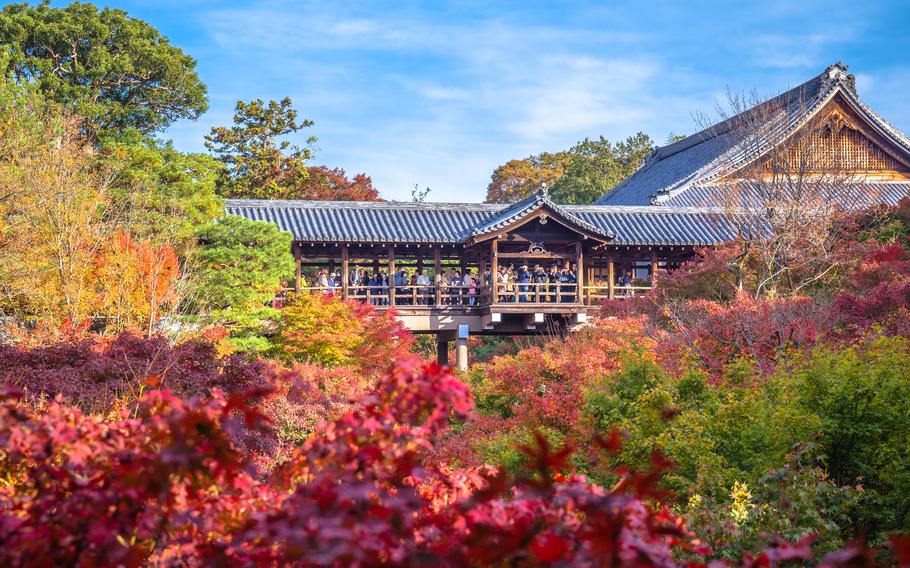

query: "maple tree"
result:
(2, 350), (907, 566)
(485, 151), (573, 203)
(277, 292), (414, 369)
(94, 231), (183, 335)
(295, 165), (380, 201)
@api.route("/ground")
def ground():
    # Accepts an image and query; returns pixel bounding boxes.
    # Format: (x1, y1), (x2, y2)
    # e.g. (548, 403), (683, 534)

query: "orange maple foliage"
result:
(295, 166), (381, 201)
(94, 231), (181, 333)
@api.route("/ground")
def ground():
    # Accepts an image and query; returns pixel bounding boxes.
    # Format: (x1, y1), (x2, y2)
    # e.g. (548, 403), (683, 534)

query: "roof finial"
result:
(823, 61), (856, 94)
(537, 181), (550, 201)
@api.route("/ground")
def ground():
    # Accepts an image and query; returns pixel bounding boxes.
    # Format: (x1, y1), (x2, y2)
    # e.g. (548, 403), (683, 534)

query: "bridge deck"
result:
(289, 284), (651, 334)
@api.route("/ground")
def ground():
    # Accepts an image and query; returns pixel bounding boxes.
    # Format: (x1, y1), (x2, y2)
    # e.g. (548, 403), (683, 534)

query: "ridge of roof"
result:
(469, 188), (551, 236)
(225, 198), (506, 211)
(226, 196), (727, 216)
(649, 67), (830, 163)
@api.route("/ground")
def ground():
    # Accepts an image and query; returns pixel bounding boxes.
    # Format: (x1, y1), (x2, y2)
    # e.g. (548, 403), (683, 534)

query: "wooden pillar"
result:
(607, 253), (615, 300)
(433, 246), (442, 305)
(372, 256), (380, 274)
(491, 238), (499, 304)
(436, 337), (449, 366)
(575, 241), (584, 304)
(341, 245), (350, 300)
(650, 249), (658, 286)
(387, 246), (396, 306)
(294, 244), (302, 293)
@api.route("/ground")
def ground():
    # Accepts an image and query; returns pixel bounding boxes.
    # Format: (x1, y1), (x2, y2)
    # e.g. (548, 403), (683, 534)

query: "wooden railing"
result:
(286, 282), (652, 307)
(491, 282), (579, 304)
(583, 284), (653, 303)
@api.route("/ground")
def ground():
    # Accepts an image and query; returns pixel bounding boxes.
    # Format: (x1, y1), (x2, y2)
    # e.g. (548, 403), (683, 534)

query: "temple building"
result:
(226, 63), (910, 368)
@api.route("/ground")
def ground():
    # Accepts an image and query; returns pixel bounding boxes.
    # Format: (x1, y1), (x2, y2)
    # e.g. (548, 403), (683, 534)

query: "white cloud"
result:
(185, 2), (744, 201)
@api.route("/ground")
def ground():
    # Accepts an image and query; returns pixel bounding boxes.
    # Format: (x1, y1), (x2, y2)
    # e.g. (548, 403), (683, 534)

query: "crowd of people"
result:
(304, 267), (471, 306)
(298, 262), (652, 306)
(302, 262), (585, 305)
(493, 263), (578, 303)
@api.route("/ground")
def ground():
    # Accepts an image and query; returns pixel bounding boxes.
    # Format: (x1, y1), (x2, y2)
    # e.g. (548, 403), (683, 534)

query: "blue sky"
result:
(87, 0), (910, 201)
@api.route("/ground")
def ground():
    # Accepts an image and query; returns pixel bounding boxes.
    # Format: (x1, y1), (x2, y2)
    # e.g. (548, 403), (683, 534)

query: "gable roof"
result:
(467, 188), (614, 243)
(595, 63), (910, 207)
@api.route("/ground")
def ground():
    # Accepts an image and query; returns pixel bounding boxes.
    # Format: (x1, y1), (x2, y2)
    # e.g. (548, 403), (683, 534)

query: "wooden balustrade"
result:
(491, 282), (579, 304)
(582, 284), (652, 303)
(282, 282), (653, 307)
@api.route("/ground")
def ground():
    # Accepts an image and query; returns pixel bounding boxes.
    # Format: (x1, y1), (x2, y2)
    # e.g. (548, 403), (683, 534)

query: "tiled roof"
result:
(225, 199), (734, 246)
(661, 181), (910, 208)
(594, 63), (910, 207)
(225, 199), (501, 244)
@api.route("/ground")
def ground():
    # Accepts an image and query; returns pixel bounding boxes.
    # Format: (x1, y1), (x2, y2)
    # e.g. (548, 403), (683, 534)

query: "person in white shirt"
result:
(416, 270), (430, 304)
(316, 270), (329, 289)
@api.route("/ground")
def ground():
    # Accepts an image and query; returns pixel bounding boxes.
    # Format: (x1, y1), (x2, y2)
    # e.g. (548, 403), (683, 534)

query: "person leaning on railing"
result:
(416, 270), (430, 305)
(463, 270), (476, 306)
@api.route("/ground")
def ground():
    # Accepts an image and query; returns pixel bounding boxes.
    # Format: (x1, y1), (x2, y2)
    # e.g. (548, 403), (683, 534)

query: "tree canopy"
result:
(296, 165), (379, 201)
(550, 133), (654, 204)
(485, 133), (655, 205)
(101, 135), (224, 256)
(484, 151), (572, 204)
(0, 1), (208, 138)
(205, 97), (316, 199)
(193, 215), (293, 315)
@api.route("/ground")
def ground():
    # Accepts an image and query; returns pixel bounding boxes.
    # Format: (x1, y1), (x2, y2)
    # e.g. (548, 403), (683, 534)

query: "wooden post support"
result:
(575, 241), (584, 304)
(650, 249), (659, 286)
(607, 253), (615, 300)
(436, 337), (449, 366)
(433, 246), (442, 305)
(491, 238), (499, 304)
(294, 244), (302, 293)
(387, 246), (396, 306)
(341, 245), (350, 300)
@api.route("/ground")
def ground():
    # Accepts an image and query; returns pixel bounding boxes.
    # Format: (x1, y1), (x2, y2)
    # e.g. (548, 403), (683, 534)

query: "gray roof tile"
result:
(225, 199), (734, 246)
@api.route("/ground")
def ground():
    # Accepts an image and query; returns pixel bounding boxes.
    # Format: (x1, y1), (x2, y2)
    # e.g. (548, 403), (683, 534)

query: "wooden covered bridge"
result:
(226, 63), (910, 368)
(226, 191), (732, 347)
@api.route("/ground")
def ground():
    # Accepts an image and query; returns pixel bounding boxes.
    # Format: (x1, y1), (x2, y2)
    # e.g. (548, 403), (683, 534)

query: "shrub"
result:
(0, 332), (268, 413)
(276, 291), (413, 369)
